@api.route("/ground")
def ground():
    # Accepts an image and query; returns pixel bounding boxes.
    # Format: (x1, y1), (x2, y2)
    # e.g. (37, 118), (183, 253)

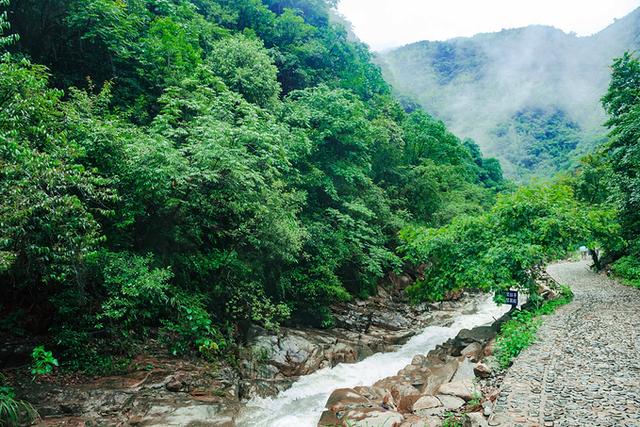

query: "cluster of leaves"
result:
(495, 285), (573, 368)
(611, 254), (640, 288)
(0, 374), (38, 427)
(399, 183), (616, 302)
(30, 346), (59, 378)
(0, 0), (503, 367)
(442, 412), (470, 427)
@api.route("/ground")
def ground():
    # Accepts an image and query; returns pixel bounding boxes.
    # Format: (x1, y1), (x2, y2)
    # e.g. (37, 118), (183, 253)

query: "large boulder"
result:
(436, 394), (465, 410)
(411, 395), (442, 416)
(460, 342), (483, 362)
(343, 408), (404, 427)
(473, 363), (492, 379)
(451, 358), (476, 382)
(437, 380), (477, 401)
(468, 412), (489, 427)
(325, 388), (370, 412)
(420, 358), (458, 395)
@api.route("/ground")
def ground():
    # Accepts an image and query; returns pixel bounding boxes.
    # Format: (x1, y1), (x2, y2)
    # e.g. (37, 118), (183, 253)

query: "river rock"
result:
(452, 358), (476, 382)
(460, 342), (483, 362)
(405, 416), (443, 427)
(326, 388), (370, 412)
(482, 400), (493, 416)
(329, 342), (358, 365)
(391, 383), (421, 402)
(344, 408), (404, 427)
(420, 358), (459, 395)
(399, 416), (431, 427)
(437, 380), (476, 401)
(412, 395), (442, 415)
(436, 394), (466, 410)
(483, 339), (496, 357)
(454, 325), (497, 352)
(468, 412), (489, 427)
(474, 363), (492, 379)
(411, 354), (427, 366)
(165, 377), (184, 392)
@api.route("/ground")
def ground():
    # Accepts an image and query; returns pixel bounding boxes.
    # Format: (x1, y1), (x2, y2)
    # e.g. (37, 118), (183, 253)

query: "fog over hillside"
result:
(380, 8), (640, 179)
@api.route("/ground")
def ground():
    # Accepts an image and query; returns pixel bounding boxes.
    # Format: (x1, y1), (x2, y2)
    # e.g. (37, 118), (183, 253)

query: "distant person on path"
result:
(579, 246), (588, 260)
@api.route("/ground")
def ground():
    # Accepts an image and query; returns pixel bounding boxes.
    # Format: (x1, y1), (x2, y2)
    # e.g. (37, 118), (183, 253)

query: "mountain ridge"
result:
(379, 7), (640, 179)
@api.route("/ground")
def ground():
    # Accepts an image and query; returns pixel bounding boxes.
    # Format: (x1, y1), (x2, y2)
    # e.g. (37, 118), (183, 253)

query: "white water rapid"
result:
(237, 295), (510, 427)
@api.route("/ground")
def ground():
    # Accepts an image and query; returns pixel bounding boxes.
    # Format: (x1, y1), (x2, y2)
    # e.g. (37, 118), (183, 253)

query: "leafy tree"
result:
(400, 184), (618, 302)
(0, 0), (17, 50)
(208, 35), (280, 107)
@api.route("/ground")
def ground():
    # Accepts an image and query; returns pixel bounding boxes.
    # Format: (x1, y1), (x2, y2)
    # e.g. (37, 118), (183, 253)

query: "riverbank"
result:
(4, 278), (485, 426)
(313, 268), (562, 427)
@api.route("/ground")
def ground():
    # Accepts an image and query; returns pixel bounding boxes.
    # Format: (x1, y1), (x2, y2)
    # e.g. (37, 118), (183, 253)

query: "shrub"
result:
(30, 346), (58, 378)
(161, 293), (226, 358)
(611, 255), (640, 288)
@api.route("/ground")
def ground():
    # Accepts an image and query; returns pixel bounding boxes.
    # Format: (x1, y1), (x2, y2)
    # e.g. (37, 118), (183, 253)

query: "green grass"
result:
(0, 375), (38, 427)
(495, 285), (573, 368)
(442, 412), (469, 427)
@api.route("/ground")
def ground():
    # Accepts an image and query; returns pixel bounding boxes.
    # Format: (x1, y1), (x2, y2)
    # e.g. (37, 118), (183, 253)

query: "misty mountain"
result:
(379, 8), (640, 179)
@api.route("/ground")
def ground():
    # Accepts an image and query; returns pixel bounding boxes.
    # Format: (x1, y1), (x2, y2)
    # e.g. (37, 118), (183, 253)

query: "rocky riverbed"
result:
(5, 274), (491, 426)
(314, 270), (561, 427)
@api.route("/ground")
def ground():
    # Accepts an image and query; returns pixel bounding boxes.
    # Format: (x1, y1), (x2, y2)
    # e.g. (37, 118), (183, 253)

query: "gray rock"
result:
(482, 400), (493, 416)
(452, 358), (476, 382)
(474, 362), (492, 379)
(468, 412), (489, 427)
(345, 409), (404, 427)
(436, 394), (466, 410)
(438, 380), (477, 401)
(412, 395), (442, 415)
(420, 358), (459, 395)
(461, 342), (484, 362)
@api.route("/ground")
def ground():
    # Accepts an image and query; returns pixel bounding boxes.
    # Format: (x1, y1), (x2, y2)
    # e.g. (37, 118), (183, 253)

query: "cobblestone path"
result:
(490, 261), (640, 427)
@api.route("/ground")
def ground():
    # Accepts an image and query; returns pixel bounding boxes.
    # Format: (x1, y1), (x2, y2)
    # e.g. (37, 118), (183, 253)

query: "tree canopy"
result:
(0, 0), (504, 369)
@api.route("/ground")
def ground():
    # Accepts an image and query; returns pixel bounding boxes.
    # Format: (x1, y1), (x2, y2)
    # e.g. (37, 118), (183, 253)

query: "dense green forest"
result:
(400, 51), (640, 306)
(0, 0), (505, 371)
(1, 0), (639, 403)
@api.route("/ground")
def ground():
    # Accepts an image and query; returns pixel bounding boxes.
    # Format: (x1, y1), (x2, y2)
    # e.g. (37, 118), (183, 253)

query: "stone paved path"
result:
(490, 260), (640, 427)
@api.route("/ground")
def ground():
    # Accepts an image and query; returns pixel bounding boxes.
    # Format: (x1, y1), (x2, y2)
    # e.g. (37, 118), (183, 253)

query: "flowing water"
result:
(237, 295), (510, 427)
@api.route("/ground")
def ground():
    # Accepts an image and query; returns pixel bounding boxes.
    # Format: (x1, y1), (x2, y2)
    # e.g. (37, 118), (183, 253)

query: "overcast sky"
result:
(336, 0), (640, 51)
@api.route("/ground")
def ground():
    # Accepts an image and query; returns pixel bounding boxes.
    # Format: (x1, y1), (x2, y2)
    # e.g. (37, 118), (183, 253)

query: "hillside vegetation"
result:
(0, 0), (638, 402)
(0, 0), (504, 371)
(380, 10), (640, 179)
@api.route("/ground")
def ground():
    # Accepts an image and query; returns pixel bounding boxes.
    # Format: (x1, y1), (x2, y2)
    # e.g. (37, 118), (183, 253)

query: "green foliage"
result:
(0, 375), (37, 427)
(30, 346), (59, 377)
(0, 0), (17, 51)
(601, 53), (640, 256)
(611, 255), (640, 288)
(161, 293), (227, 358)
(96, 252), (172, 336)
(1, 0), (505, 365)
(495, 108), (581, 175)
(442, 412), (469, 427)
(495, 285), (573, 368)
(400, 183), (610, 302)
(208, 35), (281, 107)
